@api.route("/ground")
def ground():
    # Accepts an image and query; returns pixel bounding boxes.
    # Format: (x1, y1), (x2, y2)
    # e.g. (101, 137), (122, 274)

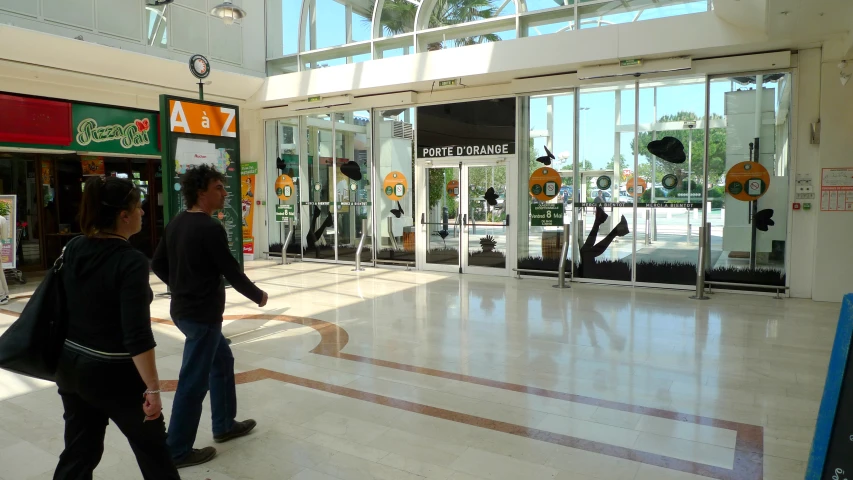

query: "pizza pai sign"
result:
(168, 100), (237, 138)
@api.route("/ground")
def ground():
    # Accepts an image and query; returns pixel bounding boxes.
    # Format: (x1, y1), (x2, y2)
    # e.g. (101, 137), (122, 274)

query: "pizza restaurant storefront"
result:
(0, 93), (163, 270)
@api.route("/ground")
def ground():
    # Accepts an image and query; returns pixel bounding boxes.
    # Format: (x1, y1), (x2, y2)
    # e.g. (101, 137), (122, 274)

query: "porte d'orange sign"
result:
(168, 100), (237, 137)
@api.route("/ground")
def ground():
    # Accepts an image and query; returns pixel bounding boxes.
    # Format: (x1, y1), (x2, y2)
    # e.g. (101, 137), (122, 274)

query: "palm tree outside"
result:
(368, 0), (506, 50)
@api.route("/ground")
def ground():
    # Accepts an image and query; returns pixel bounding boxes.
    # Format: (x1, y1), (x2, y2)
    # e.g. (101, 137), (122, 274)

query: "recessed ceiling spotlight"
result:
(780, 10), (790, 15)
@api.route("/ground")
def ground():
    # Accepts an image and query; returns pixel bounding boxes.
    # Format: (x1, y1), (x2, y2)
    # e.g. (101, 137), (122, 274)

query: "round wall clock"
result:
(189, 54), (211, 79)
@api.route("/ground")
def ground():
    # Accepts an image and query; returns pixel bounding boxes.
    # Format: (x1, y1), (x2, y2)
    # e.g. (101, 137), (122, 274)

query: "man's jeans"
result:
(167, 319), (236, 460)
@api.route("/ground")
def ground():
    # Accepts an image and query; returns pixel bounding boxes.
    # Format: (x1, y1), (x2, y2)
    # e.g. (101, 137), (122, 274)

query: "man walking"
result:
(152, 164), (268, 468)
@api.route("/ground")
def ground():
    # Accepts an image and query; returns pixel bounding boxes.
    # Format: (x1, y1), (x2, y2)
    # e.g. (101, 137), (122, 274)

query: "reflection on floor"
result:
(0, 261), (838, 480)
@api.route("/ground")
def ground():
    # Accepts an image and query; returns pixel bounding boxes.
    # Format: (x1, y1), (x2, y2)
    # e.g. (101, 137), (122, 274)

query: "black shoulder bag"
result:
(0, 236), (81, 381)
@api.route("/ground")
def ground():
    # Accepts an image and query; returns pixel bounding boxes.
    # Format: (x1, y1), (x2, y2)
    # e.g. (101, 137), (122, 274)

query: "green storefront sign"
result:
(531, 203), (564, 227)
(72, 104), (159, 155)
(0, 103), (159, 155)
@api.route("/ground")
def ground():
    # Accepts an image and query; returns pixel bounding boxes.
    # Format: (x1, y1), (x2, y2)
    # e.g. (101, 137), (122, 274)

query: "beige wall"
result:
(813, 54), (853, 302)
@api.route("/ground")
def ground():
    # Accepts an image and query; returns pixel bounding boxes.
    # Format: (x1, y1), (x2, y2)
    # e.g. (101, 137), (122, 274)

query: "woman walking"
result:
(53, 176), (180, 480)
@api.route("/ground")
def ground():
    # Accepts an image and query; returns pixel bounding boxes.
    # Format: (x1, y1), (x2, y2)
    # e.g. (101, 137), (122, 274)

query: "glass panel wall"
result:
(266, 0), (302, 58)
(304, 113), (337, 260)
(268, 0), (709, 72)
(266, 118), (303, 258)
(518, 93), (574, 274)
(426, 165), (461, 266)
(634, 77), (706, 285)
(707, 73), (791, 288)
(375, 108), (416, 264)
(334, 111), (372, 262)
(574, 83), (636, 282)
(466, 164), (508, 269)
(578, 0), (708, 29)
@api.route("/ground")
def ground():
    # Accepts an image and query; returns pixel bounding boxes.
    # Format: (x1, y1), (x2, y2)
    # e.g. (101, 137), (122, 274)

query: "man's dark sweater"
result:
(152, 211), (264, 322)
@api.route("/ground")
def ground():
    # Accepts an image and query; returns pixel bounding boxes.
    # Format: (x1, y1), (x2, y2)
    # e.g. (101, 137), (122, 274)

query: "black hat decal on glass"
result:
(754, 209), (775, 231)
(341, 161), (362, 181)
(484, 187), (499, 206)
(536, 146), (555, 166)
(647, 136), (686, 164)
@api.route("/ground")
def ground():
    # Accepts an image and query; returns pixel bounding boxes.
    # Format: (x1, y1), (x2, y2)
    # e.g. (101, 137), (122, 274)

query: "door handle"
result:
(462, 214), (467, 226)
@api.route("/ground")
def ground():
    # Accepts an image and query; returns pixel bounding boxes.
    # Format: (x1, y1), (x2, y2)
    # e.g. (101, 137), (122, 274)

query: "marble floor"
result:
(0, 261), (841, 480)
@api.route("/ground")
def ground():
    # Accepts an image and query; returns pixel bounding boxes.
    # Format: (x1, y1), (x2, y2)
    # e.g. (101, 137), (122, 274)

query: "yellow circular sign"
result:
(383, 171), (408, 201)
(529, 167), (562, 201)
(726, 162), (770, 202)
(275, 174), (295, 201)
(446, 180), (459, 198)
(625, 176), (648, 197)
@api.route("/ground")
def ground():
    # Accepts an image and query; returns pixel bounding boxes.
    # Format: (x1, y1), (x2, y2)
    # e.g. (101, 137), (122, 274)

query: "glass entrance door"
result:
(418, 158), (513, 275)
(300, 111), (372, 263)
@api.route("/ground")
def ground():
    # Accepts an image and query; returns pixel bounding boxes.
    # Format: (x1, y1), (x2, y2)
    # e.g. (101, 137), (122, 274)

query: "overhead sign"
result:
(168, 99), (236, 137)
(276, 204), (295, 223)
(419, 143), (515, 158)
(726, 162), (770, 201)
(529, 167), (561, 202)
(383, 171), (408, 201)
(531, 203), (564, 227)
(275, 174), (295, 201)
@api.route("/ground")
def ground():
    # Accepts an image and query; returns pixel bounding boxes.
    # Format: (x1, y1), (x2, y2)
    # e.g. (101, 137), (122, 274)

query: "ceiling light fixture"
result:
(210, 1), (247, 25)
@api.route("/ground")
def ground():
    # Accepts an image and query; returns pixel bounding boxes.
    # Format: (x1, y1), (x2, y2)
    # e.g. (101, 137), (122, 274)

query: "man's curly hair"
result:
(180, 164), (225, 208)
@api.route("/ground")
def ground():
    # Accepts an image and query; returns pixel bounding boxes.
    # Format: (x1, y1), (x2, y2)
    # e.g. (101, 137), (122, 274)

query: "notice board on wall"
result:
(820, 168), (853, 212)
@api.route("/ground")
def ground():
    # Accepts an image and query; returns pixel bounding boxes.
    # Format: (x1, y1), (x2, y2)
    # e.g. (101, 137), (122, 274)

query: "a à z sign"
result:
(168, 100), (236, 137)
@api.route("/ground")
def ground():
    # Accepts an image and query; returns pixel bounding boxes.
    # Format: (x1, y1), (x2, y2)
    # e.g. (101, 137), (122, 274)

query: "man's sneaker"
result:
(174, 446), (216, 469)
(213, 419), (257, 443)
(0, 296), (8, 305)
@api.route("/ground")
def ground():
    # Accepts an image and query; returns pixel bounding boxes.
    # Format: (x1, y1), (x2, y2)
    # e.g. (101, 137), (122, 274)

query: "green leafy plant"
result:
(369, 0), (501, 50)
(0, 201), (10, 217)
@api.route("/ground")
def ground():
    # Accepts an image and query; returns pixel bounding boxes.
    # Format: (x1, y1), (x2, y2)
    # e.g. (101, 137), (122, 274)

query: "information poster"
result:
(159, 95), (243, 268)
(0, 196), (15, 269)
(240, 162), (257, 255)
(821, 168), (853, 212)
(531, 203), (563, 227)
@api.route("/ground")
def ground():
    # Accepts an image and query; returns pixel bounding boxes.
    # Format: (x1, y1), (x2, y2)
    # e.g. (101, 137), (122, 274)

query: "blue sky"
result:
(530, 81), (737, 172)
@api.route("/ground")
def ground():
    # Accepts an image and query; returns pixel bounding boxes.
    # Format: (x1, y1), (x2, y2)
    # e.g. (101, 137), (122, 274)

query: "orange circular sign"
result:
(529, 167), (562, 201)
(625, 176), (648, 197)
(275, 174), (295, 201)
(446, 180), (459, 198)
(726, 162), (770, 201)
(383, 171), (408, 201)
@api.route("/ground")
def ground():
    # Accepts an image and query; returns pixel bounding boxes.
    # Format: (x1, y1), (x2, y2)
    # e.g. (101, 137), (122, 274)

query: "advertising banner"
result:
(0, 196), (16, 269)
(240, 162), (258, 255)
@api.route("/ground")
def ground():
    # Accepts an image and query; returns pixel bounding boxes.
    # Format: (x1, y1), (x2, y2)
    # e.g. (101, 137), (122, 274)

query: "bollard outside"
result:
(553, 224), (571, 289)
(353, 218), (368, 272)
(690, 224), (709, 300)
(281, 223), (294, 266)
